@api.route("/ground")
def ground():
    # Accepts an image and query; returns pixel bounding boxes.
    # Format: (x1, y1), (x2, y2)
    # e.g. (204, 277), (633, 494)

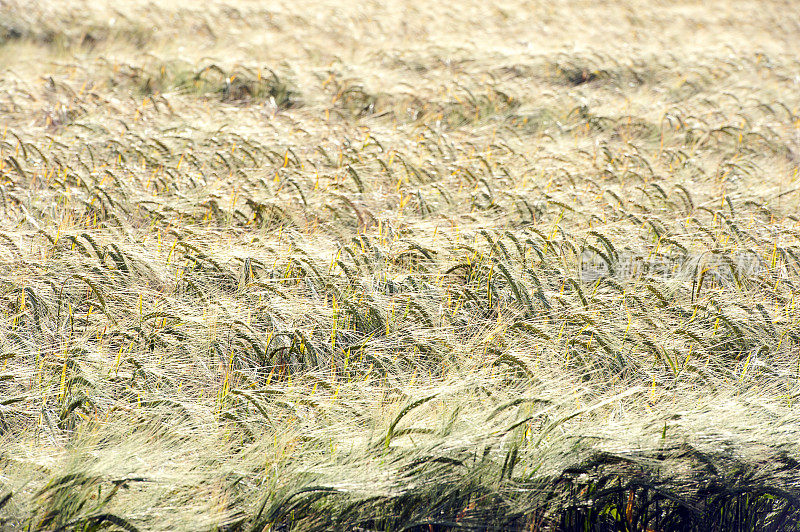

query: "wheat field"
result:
(1, 0), (800, 530)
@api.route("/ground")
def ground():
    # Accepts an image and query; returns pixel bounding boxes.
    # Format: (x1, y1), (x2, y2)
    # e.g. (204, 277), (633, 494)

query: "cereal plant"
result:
(1, 0), (799, 530)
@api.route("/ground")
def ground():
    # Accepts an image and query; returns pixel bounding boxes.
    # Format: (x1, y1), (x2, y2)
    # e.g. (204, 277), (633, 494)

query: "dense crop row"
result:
(1, 1), (800, 530)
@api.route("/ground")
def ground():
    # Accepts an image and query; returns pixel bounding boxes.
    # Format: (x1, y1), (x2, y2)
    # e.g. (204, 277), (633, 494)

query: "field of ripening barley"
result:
(1, 0), (800, 530)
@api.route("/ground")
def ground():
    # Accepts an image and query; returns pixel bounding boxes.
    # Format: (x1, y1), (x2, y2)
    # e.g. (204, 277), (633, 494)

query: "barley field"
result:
(1, 0), (800, 530)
